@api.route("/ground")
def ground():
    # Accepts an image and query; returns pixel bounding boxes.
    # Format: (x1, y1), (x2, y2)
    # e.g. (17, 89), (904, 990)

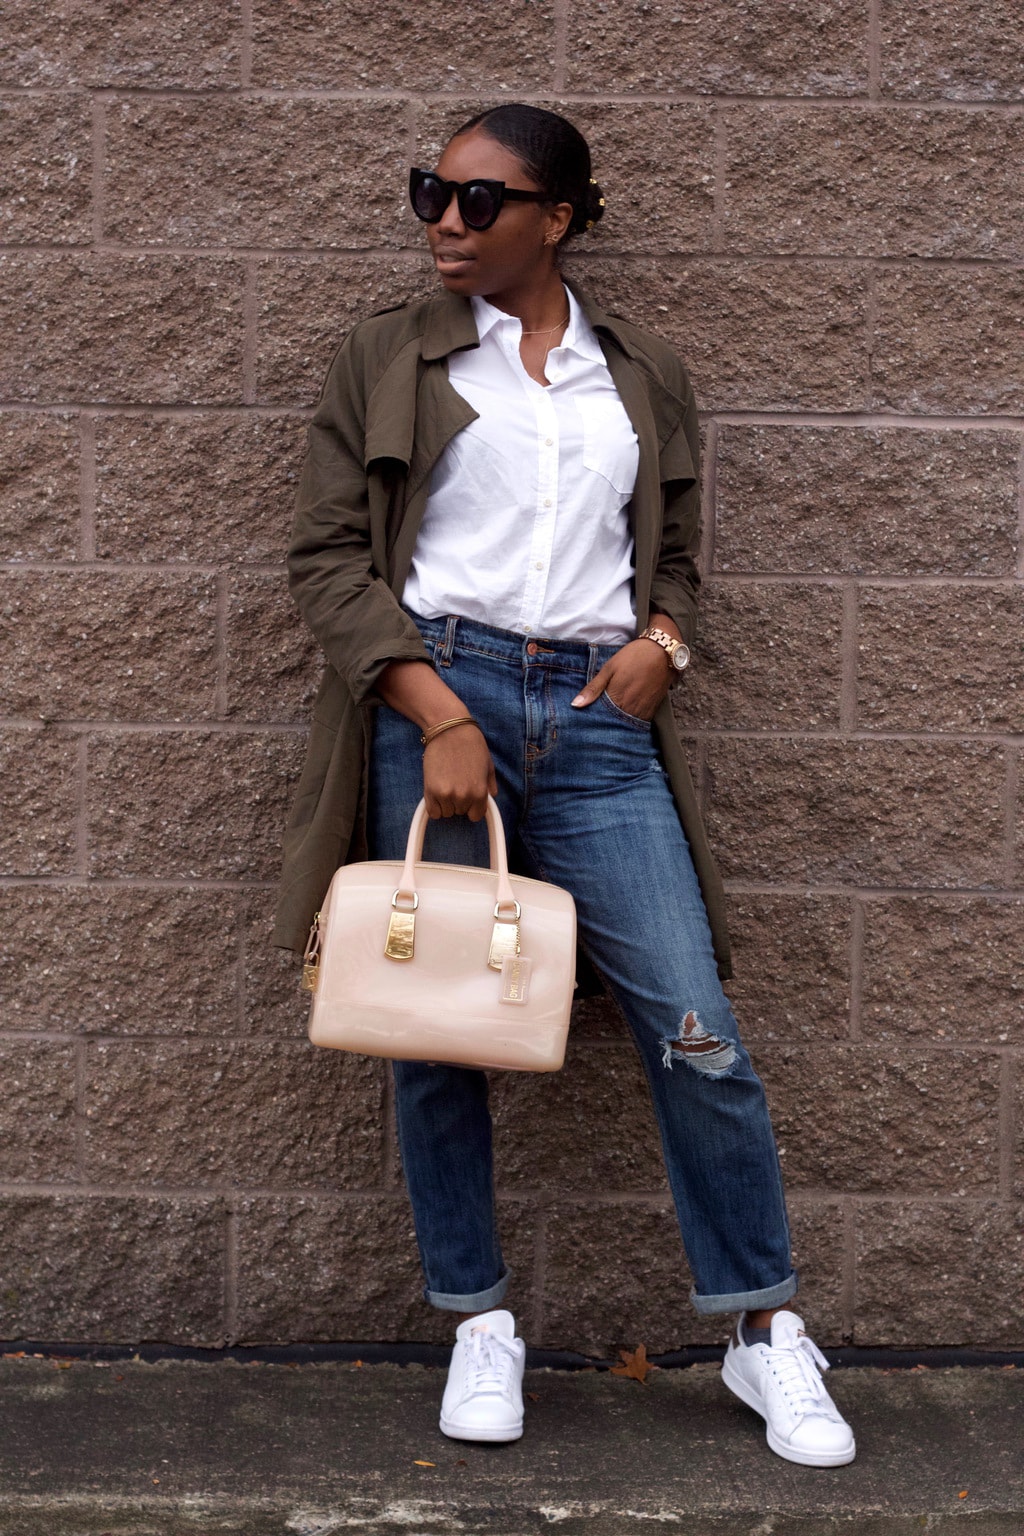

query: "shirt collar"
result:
(419, 278), (651, 366)
(468, 285), (606, 365)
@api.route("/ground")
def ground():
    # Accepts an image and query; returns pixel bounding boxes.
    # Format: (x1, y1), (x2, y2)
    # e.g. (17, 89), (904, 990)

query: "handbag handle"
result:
(385, 797), (522, 968)
(394, 796), (518, 914)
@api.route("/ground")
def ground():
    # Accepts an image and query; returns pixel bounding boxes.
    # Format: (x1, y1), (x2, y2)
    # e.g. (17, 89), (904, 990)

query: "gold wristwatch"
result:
(639, 625), (691, 673)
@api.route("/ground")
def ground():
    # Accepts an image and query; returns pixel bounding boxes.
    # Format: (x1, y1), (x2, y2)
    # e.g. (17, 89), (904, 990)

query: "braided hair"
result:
(450, 103), (606, 241)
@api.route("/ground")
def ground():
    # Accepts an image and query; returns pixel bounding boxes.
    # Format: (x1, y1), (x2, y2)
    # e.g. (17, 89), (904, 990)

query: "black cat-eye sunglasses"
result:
(409, 167), (548, 232)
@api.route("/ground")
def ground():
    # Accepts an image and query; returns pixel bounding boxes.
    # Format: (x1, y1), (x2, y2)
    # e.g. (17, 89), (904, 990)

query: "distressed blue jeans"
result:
(368, 612), (797, 1316)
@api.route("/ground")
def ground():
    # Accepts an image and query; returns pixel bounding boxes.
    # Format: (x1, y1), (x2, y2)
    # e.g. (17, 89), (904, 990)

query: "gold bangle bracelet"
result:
(420, 715), (477, 747)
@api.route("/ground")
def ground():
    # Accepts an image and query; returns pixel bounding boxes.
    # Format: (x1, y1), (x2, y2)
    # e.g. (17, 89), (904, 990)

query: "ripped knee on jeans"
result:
(661, 1010), (737, 1076)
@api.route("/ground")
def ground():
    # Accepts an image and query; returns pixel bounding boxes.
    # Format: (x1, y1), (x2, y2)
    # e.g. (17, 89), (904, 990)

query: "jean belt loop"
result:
(586, 642), (600, 686)
(441, 614), (458, 666)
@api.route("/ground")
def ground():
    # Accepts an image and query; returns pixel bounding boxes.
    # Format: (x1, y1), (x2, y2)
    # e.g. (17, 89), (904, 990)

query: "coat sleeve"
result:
(286, 329), (431, 706)
(648, 361), (701, 649)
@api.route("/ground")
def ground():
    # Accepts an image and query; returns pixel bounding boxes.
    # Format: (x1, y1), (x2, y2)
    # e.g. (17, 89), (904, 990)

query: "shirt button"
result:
(545, 438), (553, 447)
(534, 561), (544, 570)
(544, 498), (552, 508)
(523, 624), (532, 633)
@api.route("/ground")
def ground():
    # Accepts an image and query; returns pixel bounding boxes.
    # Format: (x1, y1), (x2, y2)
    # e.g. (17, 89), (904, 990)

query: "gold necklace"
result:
(520, 309), (570, 336)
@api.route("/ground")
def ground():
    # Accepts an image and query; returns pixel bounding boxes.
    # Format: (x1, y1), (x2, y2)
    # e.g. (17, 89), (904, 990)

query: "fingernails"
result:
(571, 694), (586, 707)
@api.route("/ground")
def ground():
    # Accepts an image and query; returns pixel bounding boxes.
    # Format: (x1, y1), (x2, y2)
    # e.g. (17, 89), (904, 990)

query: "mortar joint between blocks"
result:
(234, 890), (248, 1037)
(839, 582), (859, 733)
(78, 415), (96, 561)
(215, 572), (230, 719)
(997, 1052), (1015, 1203)
(74, 736), (89, 878)
(239, 0), (253, 90)
(702, 416), (719, 574)
(867, 0), (882, 102)
(552, 0), (569, 94)
(241, 260), (258, 406)
(840, 1195), (857, 1343)
(73, 1035), (89, 1183)
(848, 895), (866, 1043)
(711, 106), (727, 254)
(1003, 749), (1019, 889)
(224, 1202), (240, 1344)
(89, 96), (105, 246)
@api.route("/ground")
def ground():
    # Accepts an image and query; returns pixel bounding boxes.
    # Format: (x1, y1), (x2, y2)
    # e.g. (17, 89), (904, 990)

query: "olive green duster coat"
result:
(273, 278), (732, 982)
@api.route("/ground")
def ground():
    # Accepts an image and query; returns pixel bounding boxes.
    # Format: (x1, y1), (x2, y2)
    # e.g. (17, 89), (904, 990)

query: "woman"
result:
(277, 104), (854, 1467)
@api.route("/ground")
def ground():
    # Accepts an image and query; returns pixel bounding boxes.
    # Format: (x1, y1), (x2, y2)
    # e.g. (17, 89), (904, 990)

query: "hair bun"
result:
(575, 176), (606, 235)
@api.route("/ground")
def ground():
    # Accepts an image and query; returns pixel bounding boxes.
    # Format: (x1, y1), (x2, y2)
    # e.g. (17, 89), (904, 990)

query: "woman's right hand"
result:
(422, 722), (497, 822)
(376, 659), (496, 822)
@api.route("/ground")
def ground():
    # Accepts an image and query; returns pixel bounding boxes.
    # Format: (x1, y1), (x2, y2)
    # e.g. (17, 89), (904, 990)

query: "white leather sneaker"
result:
(722, 1310), (856, 1467)
(439, 1309), (526, 1443)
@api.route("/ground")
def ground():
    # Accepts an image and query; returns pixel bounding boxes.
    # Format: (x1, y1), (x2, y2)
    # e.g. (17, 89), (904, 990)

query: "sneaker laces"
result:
(764, 1332), (833, 1418)
(463, 1325), (519, 1397)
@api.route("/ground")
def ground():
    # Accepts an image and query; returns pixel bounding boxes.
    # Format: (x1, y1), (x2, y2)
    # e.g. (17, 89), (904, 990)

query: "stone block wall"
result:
(1, 2), (1021, 1354)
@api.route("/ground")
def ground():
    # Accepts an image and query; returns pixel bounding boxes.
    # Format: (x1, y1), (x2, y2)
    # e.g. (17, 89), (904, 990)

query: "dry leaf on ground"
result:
(610, 1343), (657, 1384)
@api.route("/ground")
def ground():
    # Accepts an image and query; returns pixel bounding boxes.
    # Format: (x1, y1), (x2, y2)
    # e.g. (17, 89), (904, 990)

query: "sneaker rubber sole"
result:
(721, 1353), (856, 1468)
(439, 1413), (523, 1443)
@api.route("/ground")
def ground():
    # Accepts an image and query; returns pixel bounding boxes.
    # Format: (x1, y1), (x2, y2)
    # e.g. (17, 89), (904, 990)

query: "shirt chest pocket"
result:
(576, 395), (640, 498)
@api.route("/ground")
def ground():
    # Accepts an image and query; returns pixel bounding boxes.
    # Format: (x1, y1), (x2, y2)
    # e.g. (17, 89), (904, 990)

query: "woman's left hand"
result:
(570, 637), (672, 721)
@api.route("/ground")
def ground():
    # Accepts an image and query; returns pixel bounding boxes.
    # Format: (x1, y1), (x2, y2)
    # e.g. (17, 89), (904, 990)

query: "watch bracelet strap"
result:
(640, 626), (685, 662)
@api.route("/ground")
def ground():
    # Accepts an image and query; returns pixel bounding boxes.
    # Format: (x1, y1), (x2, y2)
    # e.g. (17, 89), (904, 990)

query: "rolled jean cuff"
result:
(424, 1268), (511, 1314)
(689, 1270), (798, 1317)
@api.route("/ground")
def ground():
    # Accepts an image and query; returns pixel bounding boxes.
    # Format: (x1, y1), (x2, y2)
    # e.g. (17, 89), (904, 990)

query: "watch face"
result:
(672, 644), (691, 671)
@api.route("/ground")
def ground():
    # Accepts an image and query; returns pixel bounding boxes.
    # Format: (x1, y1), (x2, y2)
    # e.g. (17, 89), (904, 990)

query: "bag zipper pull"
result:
(301, 911), (322, 993)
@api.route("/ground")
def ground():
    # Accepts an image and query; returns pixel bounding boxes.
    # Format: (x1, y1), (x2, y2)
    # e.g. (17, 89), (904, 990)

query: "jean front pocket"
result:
(597, 688), (654, 731)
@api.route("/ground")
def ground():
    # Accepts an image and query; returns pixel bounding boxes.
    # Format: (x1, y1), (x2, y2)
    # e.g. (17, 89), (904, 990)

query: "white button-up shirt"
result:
(402, 285), (640, 644)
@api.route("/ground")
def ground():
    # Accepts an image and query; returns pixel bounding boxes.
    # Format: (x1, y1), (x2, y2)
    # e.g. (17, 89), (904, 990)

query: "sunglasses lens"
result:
(460, 182), (500, 229)
(409, 173), (503, 229)
(411, 174), (448, 222)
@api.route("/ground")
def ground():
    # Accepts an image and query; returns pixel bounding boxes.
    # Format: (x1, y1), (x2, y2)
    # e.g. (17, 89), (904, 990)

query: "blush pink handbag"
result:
(302, 796), (577, 1072)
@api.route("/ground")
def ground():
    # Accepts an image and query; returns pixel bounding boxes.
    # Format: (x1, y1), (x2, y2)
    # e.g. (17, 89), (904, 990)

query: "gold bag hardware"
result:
(384, 892), (417, 961)
(487, 899), (521, 972)
(300, 911), (321, 993)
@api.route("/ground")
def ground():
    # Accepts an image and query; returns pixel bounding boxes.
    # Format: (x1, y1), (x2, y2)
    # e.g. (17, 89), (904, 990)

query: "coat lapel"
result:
(369, 291), (482, 593)
(599, 343), (660, 629)
(569, 280), (693, 453)
(568, 282), (694, 630)
(362, 291), (480, 472)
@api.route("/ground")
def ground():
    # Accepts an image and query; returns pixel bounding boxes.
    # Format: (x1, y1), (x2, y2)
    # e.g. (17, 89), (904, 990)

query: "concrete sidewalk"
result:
(0, 1354), (1021, 1534)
